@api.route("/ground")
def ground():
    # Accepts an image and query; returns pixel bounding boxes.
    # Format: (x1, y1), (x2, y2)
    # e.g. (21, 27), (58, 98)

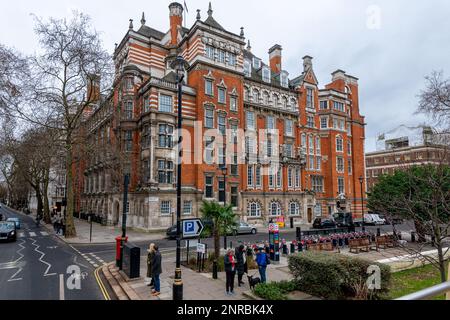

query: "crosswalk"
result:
(69, 245), (107, 268)
(17, 231), (49, 238)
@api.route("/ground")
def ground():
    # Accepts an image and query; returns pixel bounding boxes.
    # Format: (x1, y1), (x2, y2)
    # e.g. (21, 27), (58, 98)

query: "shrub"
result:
(254, 283), (288, 300)
(288, 251), (391, 300)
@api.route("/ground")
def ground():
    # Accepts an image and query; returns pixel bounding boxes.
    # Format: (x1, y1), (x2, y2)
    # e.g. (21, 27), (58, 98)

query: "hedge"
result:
(288, 251), (391, 300)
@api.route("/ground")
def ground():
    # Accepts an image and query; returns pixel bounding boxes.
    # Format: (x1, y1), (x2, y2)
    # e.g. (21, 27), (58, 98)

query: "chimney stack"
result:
(87, 74), (100, 103)
(303, 55), (313, 72)
(169, 2), (184, 46)
(269, 44), (282, 74)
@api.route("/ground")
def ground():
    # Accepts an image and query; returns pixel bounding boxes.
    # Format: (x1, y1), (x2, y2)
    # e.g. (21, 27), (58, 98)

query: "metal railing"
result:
(396, 281), (450, 300)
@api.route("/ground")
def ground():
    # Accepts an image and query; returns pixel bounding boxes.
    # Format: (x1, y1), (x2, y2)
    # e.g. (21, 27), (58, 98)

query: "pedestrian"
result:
(235, 244), (246, 287)
(147, 243), (155, 287)
(151, 244), (162, 297)
(224, 249), (237, 295)
(52, 215), (57, 232)
(56, 215), (62, 235)
(256, 246), (270, 284)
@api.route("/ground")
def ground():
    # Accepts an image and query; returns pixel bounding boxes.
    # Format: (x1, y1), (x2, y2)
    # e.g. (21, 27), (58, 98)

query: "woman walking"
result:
(146, 243), (155, 287)
(224, 249), (237, 295)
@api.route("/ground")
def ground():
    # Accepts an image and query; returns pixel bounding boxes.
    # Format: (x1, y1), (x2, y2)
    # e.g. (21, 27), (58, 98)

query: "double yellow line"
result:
(94, 266), (111, 300)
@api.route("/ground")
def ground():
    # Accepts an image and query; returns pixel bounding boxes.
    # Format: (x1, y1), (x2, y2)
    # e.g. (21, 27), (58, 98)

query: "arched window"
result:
(282, 97), (288, 109)
(263, 91), (270, 105)
(244, 87), (250, 101)
(272, 94), (279, 108)
(269, 201), (282, 216)
(248, 201), (262, 217)
(290, 98), (297, 110)
(336, 136), (344, 152)
(289, 202), (300, 216)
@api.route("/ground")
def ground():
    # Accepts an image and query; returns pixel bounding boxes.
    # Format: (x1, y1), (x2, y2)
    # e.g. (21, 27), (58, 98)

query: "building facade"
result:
(366, 125), (449, 191)
(76, 2), (366, 230)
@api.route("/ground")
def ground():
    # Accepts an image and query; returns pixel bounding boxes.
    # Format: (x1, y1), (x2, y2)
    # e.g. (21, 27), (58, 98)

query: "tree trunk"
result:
(414, 220), (427, 243)
(64, 142), (77, 238)
(36, 188), (43, 217)
(42, 169), (51, 224)
(436, 242), (447, 283)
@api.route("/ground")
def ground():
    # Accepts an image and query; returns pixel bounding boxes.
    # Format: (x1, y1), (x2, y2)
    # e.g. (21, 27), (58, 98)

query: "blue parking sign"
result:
(182, 219), (204, 239)
(185, 222), (195, 233)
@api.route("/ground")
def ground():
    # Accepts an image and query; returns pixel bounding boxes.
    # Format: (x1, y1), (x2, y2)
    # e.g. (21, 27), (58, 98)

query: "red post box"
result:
(116, 236), (128, 264)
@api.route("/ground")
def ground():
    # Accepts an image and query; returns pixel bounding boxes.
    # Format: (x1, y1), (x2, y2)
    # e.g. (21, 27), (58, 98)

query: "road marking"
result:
(40, 231), (49, 236)
(18, 233), (25, 238)
(29, 232), (36, 237)
(30, 238), (57, 277)
(94, 266), (110, 300)
(59, 274), (65, 300)
(6, 239), (27, 282)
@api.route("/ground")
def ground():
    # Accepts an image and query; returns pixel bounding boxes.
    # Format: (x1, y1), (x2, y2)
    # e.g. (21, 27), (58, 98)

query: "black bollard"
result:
(296, 227), (302, 241)
(212, 259), (218, 279)
(290, 217), (294, 229)
(290, 243), (296, 254)
(377, 228), (381, 237)
(411, 232), (416, 243)
(283, 244), (288, 255)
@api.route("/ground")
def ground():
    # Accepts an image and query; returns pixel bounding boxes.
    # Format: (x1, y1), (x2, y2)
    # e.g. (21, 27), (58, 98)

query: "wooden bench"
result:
(320, 242), (341, 253)
(349, 238), (370, 254)
(308, 243), (321, 251)
(372, 236), (389, 251)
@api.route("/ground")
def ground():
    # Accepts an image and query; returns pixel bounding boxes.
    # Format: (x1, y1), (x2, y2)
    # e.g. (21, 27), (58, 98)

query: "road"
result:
(72, 221), (415, 269)
(0, 206), (106, 300)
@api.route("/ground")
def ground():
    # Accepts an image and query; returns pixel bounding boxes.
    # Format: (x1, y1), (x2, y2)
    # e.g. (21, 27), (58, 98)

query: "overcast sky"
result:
(1, 0), (449, 152)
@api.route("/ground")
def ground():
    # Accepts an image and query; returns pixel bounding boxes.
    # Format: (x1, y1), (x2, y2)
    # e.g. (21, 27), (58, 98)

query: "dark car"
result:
(313, 218), (337, 229)
(166, 219), (214, 239)
(376, 213), (403, 225)
(0, 221), (17, 242)
(333, 212), (355, 227)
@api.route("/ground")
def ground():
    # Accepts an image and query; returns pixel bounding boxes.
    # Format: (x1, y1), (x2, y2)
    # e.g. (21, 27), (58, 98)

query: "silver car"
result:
(233, 222), (258, 235)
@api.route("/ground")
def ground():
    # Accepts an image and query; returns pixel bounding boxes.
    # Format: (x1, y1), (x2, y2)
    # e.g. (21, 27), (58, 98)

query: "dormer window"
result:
(218, 49), (226, 63)
(244, 60), (251, 77)
(228, 53), (237, 66)
(253, 57), (261, 69)
(280, 72), (289, 88)
(262, 67), (271, 83)
(206, 45), (215, 60)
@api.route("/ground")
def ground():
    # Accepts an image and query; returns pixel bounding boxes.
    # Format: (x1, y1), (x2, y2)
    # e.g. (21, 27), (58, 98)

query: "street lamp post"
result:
(119, 174), (130, 270)
(359, 176), (365, 232)
(220, 165), (228, 250)
(171, 56), (189, 301)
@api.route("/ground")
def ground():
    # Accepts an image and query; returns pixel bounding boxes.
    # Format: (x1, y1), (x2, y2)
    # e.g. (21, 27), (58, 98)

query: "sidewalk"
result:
(41, 216), (166, 244)
(106, 252), (298, 301)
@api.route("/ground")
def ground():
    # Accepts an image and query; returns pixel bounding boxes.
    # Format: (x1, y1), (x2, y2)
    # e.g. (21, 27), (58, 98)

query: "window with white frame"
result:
(333, 101), (345, 112)
(289, 202), (300, 216)
(159, 94), (173, 113)
(143, 96), (150, 113)
(337, 156), (344, 173)
(231, 123), (238, 145)
(218, 87), (226, 104)
(262, 67), (271, 83)
(269, 170), (275, 188)
(320, 101), (328, 110)
(320, 117), (328, 129)
(158, 160), (174, 184)
(338, 177), (345, 194)
(218, 146), (226, 166)
(347, 123), (352, 136)
(295, 167), (301, 188)
(244, 60), (251, 77)
(282, 97), (288, 109)
(348, 159), (353, 175)
(316, 137), (321, 154)
(269, 201), (282, 216)
(125, 131), (133, 152)
(252, 89), (259, 103)
(244, 87), (250, 101)
(267, 116), (275, 131)
(308, 135), (314, 154)
(231, 186), (238, 207)
(309, 155), (314, 171)
(205, 176), (214, 198)
(205, 136), (215, 165)
(230, 96), (238, 112)
(262, 91), (270, 105)
(253, 57), (261, 69)
(307, 116), (315, 128)
(285, 143), (293, 158)
(183, 201), (192, 215)
(217, 49), (226, 63)
(316, 156), (322, 171)
(205, 109), (214, 128)
(336, 136), (344, 152)
(205, 79), (214, 96)
(228, 53), (237, 66)
(158, 124), (174, 148)
(288, 167), (294, 188)
(347, 141), (352, 155)
(246, 111), (256, 130)
(248, 201), (261, 217)
(218, 113), (226, 135)
(247, 165), (254, 187)
(285, 119), (294, 136)
(311, 176), (324, 193)
(124, 101), (133, 119)
(255, 165), (262, 188)
(206, 45), (215, 60)
(276, 166), (282, 188)
(301, 134), (307, 148)
(272, 94), (279, 108)
(307, 88), (314, 109)
(266, 138), (273, 157)
(160, 201), (171, 215)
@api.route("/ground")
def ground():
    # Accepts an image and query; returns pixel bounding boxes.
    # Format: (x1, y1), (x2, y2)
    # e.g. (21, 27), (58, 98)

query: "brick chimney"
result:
(269, 44), (282, 74)
(169, 2), (184, 46)
(303, 55), (313, 72)
(87, 74), (100, 103)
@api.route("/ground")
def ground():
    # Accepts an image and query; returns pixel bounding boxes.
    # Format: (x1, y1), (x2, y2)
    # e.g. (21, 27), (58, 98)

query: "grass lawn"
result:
(389, 262), (449, 300)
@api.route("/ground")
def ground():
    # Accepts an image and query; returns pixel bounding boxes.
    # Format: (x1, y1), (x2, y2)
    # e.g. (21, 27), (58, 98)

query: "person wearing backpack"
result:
(255, 246), (270, 283)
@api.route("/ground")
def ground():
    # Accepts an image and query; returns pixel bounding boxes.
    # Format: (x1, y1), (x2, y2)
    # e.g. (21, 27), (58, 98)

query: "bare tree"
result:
(5, 12), (113, 237)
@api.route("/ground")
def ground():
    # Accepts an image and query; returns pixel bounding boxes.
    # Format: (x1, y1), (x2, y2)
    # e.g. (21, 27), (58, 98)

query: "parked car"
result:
(0, 221), (17, 242)
(364, 214), (385, 226)
(376, 213), (404, 225)
(313, 218), (337, 229)
(6, 217), (21, 230)
(333, 212), (355, 227)
(231, 222), (258, 235)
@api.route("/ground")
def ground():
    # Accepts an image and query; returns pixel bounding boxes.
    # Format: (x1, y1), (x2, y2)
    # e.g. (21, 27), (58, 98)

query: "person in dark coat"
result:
(224, 249), (237, 295)
(151, 245), (162, 296)
(146, 243), (155, 287)
(235, 245), (246, 287)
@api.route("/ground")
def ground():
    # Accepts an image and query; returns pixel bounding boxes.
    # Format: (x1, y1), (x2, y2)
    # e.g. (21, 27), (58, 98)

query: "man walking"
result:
(256, 246), (270, 284)
(151, 245), (162, 297)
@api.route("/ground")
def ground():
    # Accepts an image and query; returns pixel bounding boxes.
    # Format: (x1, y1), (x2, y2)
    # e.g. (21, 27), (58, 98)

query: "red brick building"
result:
(76, 2), (366, 230)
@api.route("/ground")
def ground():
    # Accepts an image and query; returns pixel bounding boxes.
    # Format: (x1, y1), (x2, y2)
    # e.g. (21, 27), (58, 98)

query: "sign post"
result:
(268, 223), (280, 263)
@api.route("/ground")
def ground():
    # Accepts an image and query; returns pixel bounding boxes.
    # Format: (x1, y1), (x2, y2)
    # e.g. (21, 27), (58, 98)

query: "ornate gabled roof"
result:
(204, 15), (224, 30)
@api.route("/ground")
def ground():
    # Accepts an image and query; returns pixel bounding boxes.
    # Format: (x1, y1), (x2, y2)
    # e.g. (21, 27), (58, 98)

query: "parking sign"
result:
(182, 219), (204, 239)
